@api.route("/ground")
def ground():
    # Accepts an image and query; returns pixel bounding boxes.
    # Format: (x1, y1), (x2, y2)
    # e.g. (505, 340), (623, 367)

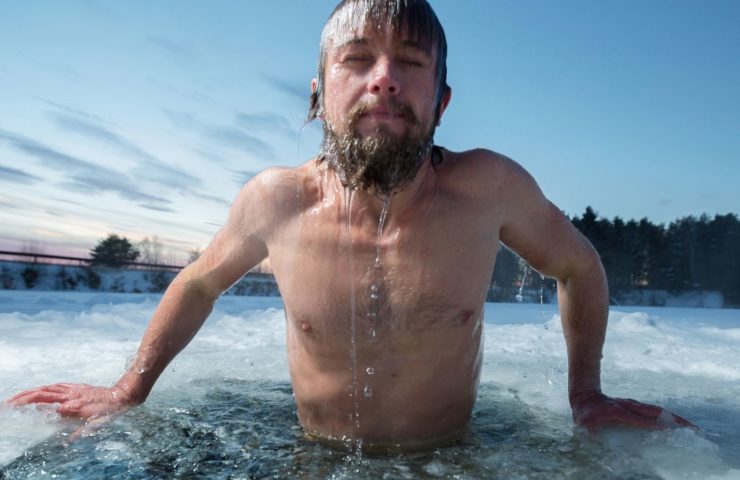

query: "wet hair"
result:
(307, 0), (450, 124)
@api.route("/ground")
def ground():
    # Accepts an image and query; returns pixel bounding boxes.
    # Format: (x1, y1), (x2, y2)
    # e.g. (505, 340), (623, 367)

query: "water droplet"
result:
(363, 385), (373, 397)
(366, 367), (375, 375)
(367, 328), (376, 339)
(369, 293), (379, 300)
(369, 283), (379, 293)
(366, 312), (377, 319)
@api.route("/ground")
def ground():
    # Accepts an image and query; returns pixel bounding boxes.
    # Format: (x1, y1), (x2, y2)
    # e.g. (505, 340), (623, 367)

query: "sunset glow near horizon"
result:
(1, 1), (738, 261)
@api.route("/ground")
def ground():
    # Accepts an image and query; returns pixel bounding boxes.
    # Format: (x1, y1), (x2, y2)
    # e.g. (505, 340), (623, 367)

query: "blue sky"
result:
(1, 1), (738, 261)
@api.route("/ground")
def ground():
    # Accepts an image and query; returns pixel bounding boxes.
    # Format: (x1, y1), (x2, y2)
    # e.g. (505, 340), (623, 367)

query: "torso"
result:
(263, 148), (504, 450)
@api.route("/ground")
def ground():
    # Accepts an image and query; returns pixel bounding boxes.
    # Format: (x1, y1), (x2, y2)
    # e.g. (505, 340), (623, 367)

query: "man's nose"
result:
(368, 58), (400, 96)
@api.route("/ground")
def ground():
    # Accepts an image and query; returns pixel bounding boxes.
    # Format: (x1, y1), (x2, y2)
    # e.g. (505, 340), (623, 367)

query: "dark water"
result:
(0, 381), (691, 479)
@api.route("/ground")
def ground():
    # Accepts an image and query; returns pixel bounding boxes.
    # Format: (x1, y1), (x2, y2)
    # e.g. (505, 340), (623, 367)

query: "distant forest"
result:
(493, 208), (740, 306)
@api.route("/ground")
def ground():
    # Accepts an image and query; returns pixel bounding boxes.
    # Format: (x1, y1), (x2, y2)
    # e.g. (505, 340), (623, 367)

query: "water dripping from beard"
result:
(319, 99), (434, 197)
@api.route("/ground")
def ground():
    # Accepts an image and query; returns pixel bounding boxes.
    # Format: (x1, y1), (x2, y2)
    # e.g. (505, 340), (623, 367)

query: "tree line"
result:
(74, 211), (740, 307)
(493, 208), (740, 306)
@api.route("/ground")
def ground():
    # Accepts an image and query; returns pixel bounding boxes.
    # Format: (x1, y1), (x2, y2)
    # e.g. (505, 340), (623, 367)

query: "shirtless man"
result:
(10, 0), (691, 451)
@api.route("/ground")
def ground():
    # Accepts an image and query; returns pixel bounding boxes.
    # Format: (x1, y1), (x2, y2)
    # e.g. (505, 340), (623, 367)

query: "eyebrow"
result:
(335, 37), (432, 57)
(398, 40), (433, 57)
(335, 38), (370, 51)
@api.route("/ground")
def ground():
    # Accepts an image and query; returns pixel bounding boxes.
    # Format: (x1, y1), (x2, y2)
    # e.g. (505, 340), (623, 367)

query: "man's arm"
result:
(8, 175), (273, 419)
(494, 155), (693, 430)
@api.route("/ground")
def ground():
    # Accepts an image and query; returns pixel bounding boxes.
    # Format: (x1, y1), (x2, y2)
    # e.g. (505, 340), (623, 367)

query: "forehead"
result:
(322, 2), (436, 54)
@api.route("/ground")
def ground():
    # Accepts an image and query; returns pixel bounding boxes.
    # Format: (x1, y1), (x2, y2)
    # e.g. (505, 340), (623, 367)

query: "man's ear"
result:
(308, 78), (324, 121)
(436, 87), (452, 126)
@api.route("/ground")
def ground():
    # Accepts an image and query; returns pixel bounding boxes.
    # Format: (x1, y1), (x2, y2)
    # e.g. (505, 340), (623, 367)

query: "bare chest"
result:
(270, 199), (499, 341)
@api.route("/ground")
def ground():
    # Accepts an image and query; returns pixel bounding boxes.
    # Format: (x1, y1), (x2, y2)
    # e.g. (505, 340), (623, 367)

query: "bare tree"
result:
(138, 236), (164, 268)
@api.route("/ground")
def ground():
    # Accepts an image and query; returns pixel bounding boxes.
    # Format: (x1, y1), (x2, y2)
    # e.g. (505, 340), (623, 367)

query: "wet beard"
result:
(320, 124), (433, 196)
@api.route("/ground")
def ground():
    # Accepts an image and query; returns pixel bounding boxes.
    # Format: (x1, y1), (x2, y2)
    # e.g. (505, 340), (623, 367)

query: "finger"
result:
(620, 399), (698, 430)
(8, 385), (64, 402)
(39, 384), (77, 394)
(583, 408), (664, 431)
(8, 383), (92, 404)
(9, 391), (69, 406)
(661, 410), (698, 430)
(8, 387), (47, 403)
(618, 399), (664, 420)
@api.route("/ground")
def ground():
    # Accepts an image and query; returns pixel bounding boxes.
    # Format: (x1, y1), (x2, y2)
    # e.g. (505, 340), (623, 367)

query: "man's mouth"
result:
(350, 101), (419, 127)
(361, 110), (404, 121)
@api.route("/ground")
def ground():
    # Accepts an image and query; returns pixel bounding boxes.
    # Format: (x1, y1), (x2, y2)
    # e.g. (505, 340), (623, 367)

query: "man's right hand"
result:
(7, 383), (136, 419)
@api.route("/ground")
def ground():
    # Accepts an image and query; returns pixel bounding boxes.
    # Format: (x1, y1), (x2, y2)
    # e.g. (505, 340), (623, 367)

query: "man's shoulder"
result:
(234, 159), (321, 211)
(240, 159), (313, 190)
(436, 147), (530, 193)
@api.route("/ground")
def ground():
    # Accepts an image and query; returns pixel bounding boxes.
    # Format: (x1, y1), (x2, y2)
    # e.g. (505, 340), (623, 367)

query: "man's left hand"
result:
(571, 390), (696, 430)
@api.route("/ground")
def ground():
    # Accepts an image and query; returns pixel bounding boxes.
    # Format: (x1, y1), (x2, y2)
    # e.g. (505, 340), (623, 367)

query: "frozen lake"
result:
(1, 291), (739, 479)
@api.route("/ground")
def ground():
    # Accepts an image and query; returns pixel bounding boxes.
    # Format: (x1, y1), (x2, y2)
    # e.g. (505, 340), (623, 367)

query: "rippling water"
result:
(2, 381), (735, 479)
(1, 292), (739, 479)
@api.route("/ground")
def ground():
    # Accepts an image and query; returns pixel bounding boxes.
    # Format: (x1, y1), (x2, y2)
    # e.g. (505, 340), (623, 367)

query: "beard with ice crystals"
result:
(320, 99), (434, 197)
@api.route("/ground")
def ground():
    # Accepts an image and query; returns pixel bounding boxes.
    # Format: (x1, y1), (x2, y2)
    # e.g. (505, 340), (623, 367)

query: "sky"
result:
(1, 0), (738, 262)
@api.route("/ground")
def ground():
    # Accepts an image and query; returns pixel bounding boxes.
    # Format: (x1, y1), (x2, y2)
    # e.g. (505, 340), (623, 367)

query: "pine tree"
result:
(90, 234), (141, 268)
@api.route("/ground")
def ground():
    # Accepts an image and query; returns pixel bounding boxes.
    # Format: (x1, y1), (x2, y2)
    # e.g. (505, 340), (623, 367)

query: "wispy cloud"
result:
(146, 35), (195, 66)
(0, 128), (108, 173)
(163, 109), (276, 161)
(29, 59), (80, 81)
(49, 111), (160, 163)
(264, 74), (310, 103)
(190, 146), (225, 165)
(80, 0), (125, 23)
(164, 109), (197, 130)
(191, 192), (230, 206)
(140, 203), (177, 213)
(0, 128), (173, 210)
(0, 195), (17, 209)
(235, 112), (296, 138)
(58, 174), (174, 212)
(0, 165), (43, 184)
(230, 169), (258, 187)
(44, 103), (211, 196)
(148, 78), (218, 106)
(207, 127), (276, 161)
(129, 161), (202, 192)
(38, 98), (108, 124)
(48, 196), (86, 207)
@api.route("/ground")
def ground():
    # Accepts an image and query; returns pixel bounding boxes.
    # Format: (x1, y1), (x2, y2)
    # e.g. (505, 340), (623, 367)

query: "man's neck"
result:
(339, 154), (436, 226)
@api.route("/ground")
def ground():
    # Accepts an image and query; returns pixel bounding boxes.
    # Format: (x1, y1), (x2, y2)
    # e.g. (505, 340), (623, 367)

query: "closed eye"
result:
(400, 59), (424, 67)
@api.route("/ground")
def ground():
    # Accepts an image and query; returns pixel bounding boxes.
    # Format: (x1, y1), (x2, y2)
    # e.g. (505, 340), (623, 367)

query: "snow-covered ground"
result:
(0, 291), (738, 479)
(0, 260), (279, 296)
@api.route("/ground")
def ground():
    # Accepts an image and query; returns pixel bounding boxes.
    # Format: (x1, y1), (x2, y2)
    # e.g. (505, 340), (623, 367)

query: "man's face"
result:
(317, 19), (449, 195)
